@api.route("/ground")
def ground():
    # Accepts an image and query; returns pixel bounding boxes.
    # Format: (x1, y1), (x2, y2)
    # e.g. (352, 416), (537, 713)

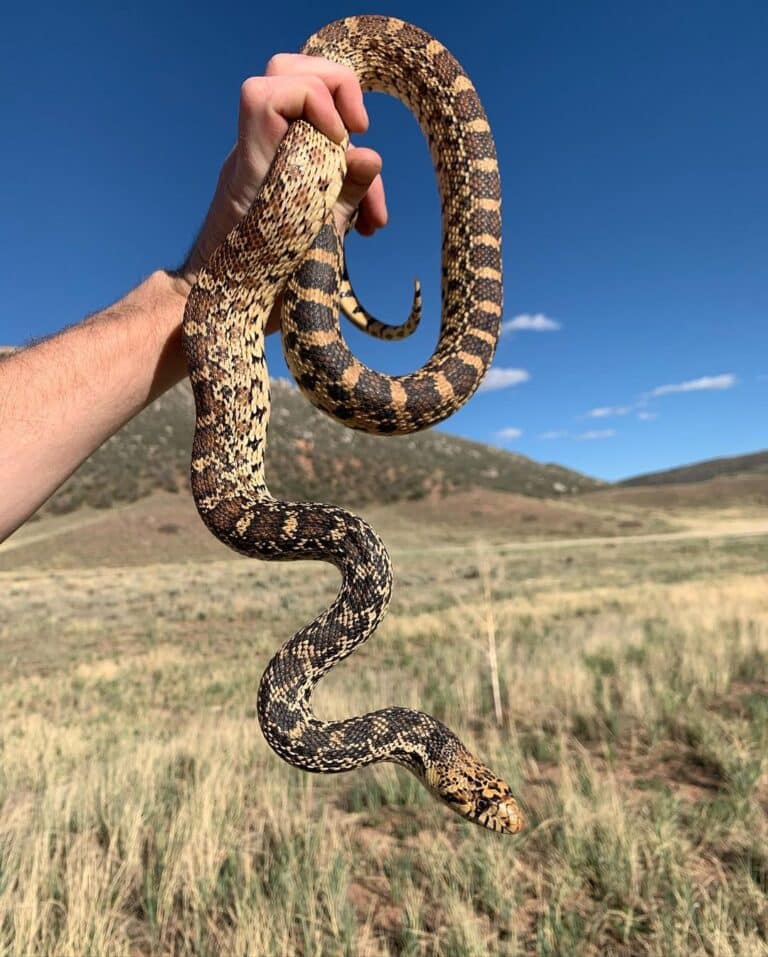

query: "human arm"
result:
(0, 56), (386, 542)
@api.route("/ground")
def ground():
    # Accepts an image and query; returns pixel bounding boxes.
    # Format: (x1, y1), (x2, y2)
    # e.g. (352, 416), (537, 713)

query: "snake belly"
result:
(182, 15), (524, 835)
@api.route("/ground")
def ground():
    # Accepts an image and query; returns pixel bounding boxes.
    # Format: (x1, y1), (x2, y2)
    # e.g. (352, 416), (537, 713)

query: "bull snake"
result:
(182, 15), (524, 834)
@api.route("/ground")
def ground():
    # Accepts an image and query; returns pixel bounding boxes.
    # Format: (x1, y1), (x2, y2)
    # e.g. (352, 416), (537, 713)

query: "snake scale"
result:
(182, 15), (524, 834)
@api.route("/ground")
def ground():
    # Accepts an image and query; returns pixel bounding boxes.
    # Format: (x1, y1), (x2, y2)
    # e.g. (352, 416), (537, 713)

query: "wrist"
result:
(154, 268), (193, 304)
(133, 270), (191, 402)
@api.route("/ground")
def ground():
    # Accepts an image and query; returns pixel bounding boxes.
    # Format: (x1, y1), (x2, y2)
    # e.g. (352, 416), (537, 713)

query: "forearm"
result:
(0, 58), (384, 545)
(0, 270), (188, 541)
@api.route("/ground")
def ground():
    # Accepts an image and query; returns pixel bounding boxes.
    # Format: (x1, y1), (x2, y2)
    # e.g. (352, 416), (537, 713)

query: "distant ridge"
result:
(39, 378), (603, 516)
(619, 449), (768, 488)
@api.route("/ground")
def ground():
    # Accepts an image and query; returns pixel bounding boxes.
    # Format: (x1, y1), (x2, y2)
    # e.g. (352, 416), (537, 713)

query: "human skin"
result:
(0, 55), (387, 542)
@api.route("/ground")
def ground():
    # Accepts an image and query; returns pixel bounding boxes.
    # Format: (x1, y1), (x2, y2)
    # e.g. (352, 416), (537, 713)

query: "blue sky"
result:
(1, 1), (765, 481)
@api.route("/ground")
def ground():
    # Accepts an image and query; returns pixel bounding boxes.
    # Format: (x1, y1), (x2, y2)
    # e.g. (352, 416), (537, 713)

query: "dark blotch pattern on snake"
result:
(182, 15), (524, 835)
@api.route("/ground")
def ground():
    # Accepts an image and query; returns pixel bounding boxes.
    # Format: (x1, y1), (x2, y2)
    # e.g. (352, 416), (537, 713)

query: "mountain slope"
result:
(40, 378), (602, 516)
(619, 449), (768, 488)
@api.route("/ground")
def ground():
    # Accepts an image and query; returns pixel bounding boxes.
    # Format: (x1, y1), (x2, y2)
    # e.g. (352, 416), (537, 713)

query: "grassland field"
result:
(0, 489), (767, 955)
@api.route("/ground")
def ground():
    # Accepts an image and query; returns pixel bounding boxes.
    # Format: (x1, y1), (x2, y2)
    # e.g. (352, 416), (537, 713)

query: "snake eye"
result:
(475, 797), (491, 814)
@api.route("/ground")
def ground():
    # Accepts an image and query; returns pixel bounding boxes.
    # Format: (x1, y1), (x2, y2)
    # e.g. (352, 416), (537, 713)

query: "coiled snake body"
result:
(183, 16), (524, 834)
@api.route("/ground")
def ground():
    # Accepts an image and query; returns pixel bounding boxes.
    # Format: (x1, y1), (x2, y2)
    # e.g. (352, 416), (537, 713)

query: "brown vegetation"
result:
(1, 493), (766, 954)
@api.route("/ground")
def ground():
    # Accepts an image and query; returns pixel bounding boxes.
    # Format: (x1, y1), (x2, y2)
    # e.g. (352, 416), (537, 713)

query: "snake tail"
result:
(281, 15), (503, 435)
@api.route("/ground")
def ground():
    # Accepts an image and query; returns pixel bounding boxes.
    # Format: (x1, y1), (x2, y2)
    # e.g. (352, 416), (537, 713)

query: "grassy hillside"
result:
(620, 449), (768, 487)
(38, 378), (602, 517)
(2, 486), (676, 572)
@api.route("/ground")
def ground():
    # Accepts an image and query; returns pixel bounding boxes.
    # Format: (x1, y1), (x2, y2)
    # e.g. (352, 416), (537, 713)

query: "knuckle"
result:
(239, 76), (270, 111)
(305, 73), (328, 93)
(324, 57), (355, 78)
(340, 67), (361, 89)
(265, 53), (292, 75)
(304, 78), (333, 109)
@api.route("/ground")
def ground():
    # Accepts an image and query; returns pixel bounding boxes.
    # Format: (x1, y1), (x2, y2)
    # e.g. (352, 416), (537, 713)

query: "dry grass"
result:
(0, 503), (767, 955)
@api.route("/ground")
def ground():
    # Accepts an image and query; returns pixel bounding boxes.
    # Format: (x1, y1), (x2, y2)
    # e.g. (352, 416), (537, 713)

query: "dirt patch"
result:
(347, 877), (404, 937)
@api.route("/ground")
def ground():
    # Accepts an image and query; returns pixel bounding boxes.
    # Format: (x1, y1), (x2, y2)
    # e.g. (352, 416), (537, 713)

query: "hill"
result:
(584, 472), (768, 511)
(619, 449), (768, 487)
(37, 378), (602, 517)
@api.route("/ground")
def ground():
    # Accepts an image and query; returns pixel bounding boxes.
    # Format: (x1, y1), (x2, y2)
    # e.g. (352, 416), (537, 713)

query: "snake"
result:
(182, 15), (524, 835)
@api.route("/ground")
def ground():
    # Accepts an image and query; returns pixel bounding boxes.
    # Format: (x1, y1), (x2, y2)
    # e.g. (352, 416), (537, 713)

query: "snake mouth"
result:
(442, 794), (525, 835)
(470, 798), (525, 834)
(425, 760), (525, 835)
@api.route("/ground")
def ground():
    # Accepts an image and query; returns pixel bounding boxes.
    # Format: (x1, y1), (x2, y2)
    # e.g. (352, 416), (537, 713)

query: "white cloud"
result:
(539, 430), (569, 440)
(650, 373), (737, 397)
(637, 411), (657, 421)
(479, 367), (531, 392)
(586, 404), (634, 419)
(502, 313), (561, 334)
(496, 427), (523, 440)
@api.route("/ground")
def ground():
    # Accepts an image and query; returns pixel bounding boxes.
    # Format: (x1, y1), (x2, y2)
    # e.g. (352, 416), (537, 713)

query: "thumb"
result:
(332, 146), (384, 235)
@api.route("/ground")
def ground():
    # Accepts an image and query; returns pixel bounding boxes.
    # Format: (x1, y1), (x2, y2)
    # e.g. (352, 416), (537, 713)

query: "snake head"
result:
(424, 749), (525, 835)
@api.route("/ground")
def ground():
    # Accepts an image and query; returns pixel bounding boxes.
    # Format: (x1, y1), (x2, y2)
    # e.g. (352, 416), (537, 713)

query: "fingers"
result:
(335, 147), (387, 236)
(265, 53), (369, 134)
(237, 54), (380, 217)
(239, 60), (388, 238)
(238, 74), (345, 182)
(355, 170), (388, 236)
(239, 53), (367, 170)
(183, 51), (385, 293)
(236, 54), (367, 191)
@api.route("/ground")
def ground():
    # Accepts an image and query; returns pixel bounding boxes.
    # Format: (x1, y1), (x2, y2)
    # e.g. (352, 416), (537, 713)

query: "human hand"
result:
(177, 54), (387, 332)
